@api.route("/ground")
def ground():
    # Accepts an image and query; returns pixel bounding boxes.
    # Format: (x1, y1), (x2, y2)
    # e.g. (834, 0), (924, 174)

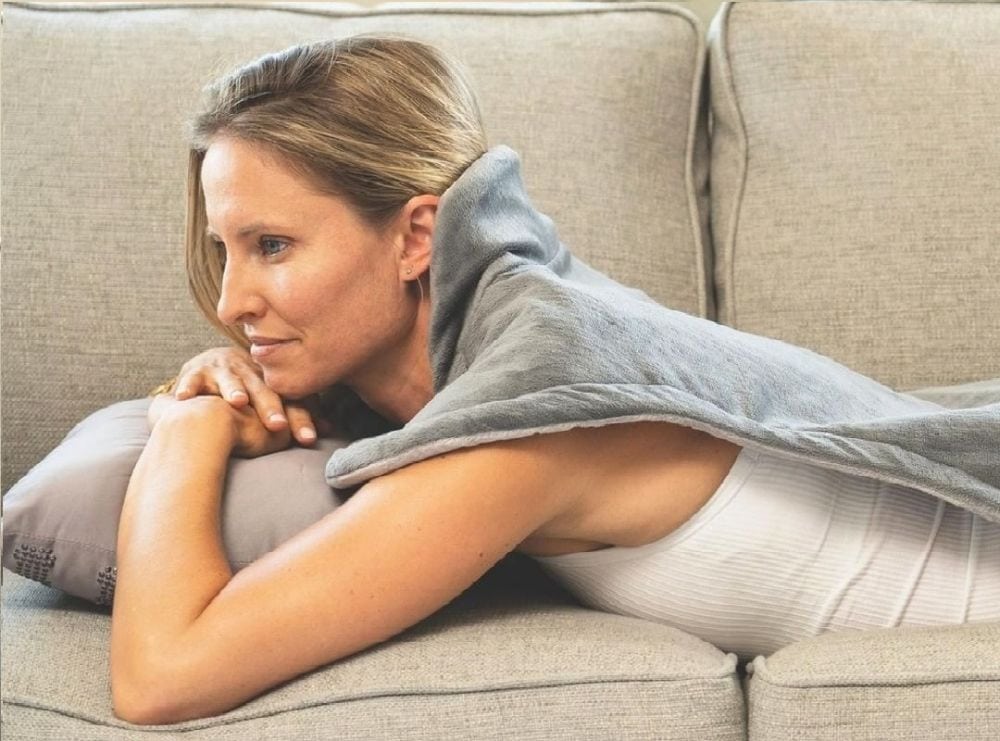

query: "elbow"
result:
(113, 694), (171, 727)
(112, 681), (175, 726)
(111, 653), (185, 726)
(111, 647), (236, 725)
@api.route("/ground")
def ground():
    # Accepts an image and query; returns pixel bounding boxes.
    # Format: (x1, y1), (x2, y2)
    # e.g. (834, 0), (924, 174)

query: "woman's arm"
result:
(110, 396), (255, 720)
(111, 399), (578, 725)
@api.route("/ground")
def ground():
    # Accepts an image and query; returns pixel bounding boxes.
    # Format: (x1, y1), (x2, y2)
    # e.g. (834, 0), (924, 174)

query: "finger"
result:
(241, 374), (289, 431)
(231, 403), (294, 458)
(215, 373), (250, 408)
(285, 404), (317, 446)
(174, 371), (204, 400)
(301, 393), (339, 438)
(179, 373), (222, 400)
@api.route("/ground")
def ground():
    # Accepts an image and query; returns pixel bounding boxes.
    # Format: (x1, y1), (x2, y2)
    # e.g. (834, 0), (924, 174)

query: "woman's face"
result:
(200, 137), (422, 400)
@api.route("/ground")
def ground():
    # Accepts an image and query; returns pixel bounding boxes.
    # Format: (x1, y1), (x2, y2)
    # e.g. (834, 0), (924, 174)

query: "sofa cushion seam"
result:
(2, 676), (744, 730)
(716, 1), (749, 329)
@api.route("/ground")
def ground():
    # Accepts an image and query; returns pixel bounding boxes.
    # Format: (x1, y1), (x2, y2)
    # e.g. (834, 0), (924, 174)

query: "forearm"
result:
(111, 404), (236, 690)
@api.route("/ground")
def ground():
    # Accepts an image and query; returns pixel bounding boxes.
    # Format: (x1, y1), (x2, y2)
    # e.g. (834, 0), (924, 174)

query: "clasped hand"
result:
(148, 346), (334, 458)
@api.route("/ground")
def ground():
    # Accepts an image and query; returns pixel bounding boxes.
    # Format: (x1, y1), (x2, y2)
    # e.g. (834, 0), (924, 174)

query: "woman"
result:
(112, 34), (1000, 724)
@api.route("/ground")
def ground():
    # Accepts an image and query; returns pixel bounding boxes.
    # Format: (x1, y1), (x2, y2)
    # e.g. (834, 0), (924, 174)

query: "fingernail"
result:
(230, 391), (247, 400)
(300, 427), (316, 441)
(269, 413), (287, 425)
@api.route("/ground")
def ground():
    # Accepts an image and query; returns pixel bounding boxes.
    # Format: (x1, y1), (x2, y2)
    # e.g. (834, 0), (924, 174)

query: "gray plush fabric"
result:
(1, 558), (746, 740)
(1, 399), (351, 605)
(905, 378), (1000, 411)
(326, 145), (1000, 526)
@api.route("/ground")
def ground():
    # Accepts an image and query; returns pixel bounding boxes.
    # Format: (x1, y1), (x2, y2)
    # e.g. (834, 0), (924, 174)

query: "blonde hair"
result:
(182, 34), (488, 349)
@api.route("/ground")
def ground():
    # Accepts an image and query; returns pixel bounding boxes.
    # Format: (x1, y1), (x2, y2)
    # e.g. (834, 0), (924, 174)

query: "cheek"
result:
(280, 249), (397, 341)
(270, 268), (337, 325)
(285, 272), (364, 343)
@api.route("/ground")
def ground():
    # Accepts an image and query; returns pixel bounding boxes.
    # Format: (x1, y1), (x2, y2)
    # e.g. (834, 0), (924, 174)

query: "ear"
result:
(394, 194), (438, 280)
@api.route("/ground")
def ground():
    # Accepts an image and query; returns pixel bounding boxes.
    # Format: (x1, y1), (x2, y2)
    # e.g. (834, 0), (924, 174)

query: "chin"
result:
(261, 371), (315, 400)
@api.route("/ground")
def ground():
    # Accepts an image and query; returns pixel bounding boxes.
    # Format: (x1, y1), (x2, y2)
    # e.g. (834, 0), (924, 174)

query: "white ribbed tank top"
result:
(530, 447), (1000, 661)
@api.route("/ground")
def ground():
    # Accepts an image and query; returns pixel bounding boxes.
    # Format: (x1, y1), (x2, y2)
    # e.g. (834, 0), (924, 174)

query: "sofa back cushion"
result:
(708, 0), (999, 390)
(2, 1), (710, 492)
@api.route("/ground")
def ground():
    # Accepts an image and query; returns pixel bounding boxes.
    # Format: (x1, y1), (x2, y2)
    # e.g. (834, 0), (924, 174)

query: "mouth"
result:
(249, 339), (295, 361)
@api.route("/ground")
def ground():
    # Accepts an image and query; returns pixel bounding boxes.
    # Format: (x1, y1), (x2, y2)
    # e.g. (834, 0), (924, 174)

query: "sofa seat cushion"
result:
(1, 555), (746, 739)
(746, 620), (1000, 741)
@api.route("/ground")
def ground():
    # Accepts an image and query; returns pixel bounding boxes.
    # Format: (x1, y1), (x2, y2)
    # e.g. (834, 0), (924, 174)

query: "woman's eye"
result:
(259, 238), (289, 257)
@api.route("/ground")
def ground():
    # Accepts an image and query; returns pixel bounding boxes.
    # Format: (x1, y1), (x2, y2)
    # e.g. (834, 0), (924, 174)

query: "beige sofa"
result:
(3, 1), (998, 738)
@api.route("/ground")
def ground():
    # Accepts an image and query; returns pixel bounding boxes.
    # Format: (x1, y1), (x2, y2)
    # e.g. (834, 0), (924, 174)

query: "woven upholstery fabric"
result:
(1, 557), (746, 740)
(747, 621), (1000, 741)
(1, 0), (710, 494)
(708, 0), (1000, 391)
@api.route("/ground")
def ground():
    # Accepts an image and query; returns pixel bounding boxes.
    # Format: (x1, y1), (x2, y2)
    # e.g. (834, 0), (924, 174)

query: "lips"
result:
(248, 337), (295, 360)
(247, 336), (288, 345)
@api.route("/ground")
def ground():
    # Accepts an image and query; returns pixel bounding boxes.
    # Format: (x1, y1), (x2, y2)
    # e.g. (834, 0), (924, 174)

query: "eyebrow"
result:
(204, 222), (277, 241)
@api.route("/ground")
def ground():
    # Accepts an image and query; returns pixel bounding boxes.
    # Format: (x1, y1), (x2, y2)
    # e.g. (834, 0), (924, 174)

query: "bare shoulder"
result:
(512, 421), (745, 554)
(379, 420), (696, 509)
(373, 426), (597, 516)
(386, 419), (719, 509)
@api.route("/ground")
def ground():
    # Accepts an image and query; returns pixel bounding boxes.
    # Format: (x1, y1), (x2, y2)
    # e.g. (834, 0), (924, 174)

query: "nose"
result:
(216, 258), (265, 327)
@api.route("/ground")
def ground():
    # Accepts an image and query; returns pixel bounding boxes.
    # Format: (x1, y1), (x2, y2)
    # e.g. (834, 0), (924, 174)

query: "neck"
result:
(346, 291), (435, 426)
